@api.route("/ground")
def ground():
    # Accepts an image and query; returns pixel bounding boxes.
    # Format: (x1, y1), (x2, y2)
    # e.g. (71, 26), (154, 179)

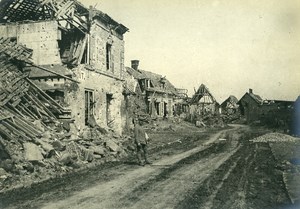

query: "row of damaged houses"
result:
(0, 0), (189, 137)
(0, 0), (298, 139)
(187, 85), (298, 134)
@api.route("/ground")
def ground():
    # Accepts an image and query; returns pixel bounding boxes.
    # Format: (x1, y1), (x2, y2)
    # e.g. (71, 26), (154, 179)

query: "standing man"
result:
(134, 118), (151, 166)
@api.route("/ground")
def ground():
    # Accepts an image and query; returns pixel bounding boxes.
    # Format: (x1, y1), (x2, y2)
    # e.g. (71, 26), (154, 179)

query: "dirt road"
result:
(1, 125), (292, 209)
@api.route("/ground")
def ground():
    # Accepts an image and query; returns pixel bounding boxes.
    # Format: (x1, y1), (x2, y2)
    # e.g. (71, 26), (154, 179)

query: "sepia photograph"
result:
(0, 0), (299, 208)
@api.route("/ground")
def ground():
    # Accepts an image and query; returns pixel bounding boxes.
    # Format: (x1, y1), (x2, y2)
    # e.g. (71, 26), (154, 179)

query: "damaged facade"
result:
(124, 60), (179, 122)
(0, 0), (128, 134)
(239, 89), (295, 130)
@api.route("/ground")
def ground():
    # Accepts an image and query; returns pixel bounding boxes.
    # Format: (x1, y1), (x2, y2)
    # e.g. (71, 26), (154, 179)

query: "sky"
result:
(82, 0), (300, 102)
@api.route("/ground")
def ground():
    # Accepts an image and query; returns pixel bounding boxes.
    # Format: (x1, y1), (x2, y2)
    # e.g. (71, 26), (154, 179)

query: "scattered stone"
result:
(82, 129), (92, 139)
(126, 144), (135, 152)
(33, 120), (45, 132)
(22, 162), (34, 173)
(62, 121), (71, 132)
(24, 143), (44, 162)
(39, 141), (55, 157)
(0, 168), (8, 176)
(94, 154), (102, 159)
(83, 149), (94, 162)
(52, 140), (66, 151)
(106, 140), (120, 152)
(59, 152), (72, 166)
(42, 131), (51, 140)
(0, 159), (14, 173)
(92, 147), (105, 156)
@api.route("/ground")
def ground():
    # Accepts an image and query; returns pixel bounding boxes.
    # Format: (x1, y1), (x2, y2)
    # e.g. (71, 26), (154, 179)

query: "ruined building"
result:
(124, 60), (179, 120)
(238, 89), (264, 123)
(0, 0), (128, 134)
(220, 95), (239, 115)
(238, 88), (295, 129)
(173, 88), (189, 117)
(189, 84), (219, 117)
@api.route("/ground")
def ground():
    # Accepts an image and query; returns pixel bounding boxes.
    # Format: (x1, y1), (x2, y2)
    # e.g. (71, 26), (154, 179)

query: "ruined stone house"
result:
(124, 60), (179, 120)
(238, 89), (263, 123)
(189, 84), (219, 118)
(0, 0), (128, 134)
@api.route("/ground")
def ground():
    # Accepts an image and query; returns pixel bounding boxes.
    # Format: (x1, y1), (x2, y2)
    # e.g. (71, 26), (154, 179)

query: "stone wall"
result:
(89, 21), (125, 79)
(65, 65), (124, 135)
(0, 21), (61, 65)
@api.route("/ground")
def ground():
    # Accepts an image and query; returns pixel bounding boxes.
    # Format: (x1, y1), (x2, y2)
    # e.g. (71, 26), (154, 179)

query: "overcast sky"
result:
(82, 0), (300, 102)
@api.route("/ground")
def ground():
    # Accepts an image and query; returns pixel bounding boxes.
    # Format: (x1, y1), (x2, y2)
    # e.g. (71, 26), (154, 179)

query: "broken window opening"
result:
(106, 43), (112, 70)
(58, 29), (87, 65)
(85, 89), (95, 125)
(106, 94), (113, 127)
(155, 102), (160, 116)
(46, 90), (65, 106)
(80, 44), (88, 64)
(145, 79), (151, 88)
(164, 102), (168, 118)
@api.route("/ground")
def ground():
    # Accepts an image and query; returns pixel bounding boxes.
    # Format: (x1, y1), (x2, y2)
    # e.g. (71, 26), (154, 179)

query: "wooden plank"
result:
(5, 118), (36, 138)
(27, 79), (65, 109)
(14, 116), (42, 136)
(1, 120), (32, 141)
(76, 35), (87, 65)
(6, 103), (27, 118)
(27, 91), (56, 119)
(24, 62), (79, 83)
(0, 124), (14, 141)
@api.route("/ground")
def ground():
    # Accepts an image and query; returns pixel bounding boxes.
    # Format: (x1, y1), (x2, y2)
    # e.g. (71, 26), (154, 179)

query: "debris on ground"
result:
(250, 133), (298, 143)
(0, 39), (135, 193)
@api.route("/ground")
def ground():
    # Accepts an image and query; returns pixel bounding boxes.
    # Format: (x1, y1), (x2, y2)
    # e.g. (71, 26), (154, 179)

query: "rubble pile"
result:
(0, 39), (134, 193)
(194, 114), (226, 128)
(250, 133), (298, 143)
(0, 125), (133, 192)
(221, 112), (242, 124)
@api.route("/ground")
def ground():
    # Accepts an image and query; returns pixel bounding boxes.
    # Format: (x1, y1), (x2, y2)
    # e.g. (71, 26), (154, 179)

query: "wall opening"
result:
(58, 29), (87, 65)
(85, 89), (95, 125)
(164, 102), (168, 117)
(106, 43), (112, 70)
(155, 102), (160, 116)
(106, 94), (113, 127)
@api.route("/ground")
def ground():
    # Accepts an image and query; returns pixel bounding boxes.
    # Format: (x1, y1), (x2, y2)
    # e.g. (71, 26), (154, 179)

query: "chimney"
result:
(131, 60), (139, 70)
(249, 88), (253, 94)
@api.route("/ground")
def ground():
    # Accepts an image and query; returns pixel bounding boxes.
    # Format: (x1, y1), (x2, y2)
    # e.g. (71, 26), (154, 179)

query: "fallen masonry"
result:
(0, 39), (133, 193)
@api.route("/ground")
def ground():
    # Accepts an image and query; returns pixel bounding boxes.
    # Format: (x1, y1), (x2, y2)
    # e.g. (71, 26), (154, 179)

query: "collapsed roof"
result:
(190, 84), (216, 105)
(0, 0), (128, 34)
(0, 37), (68, 141)
(221, 95), (239, 108)
(126, 67), (178, 95)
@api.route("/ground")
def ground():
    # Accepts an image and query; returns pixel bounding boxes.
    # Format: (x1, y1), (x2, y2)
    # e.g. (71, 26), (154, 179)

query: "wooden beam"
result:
(24, 62), (79, 83)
